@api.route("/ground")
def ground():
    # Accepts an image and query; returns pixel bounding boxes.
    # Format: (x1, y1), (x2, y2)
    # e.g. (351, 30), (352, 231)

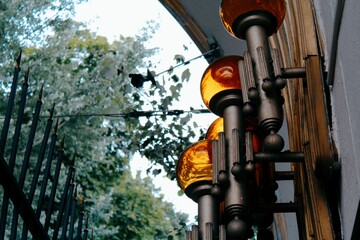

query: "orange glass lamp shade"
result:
(220, 0), (286, 38)
(206, 118), (224, 140)
(205, 117), (261, 151)
(176, 140), (213, 193)
(200, 55), (243, 116)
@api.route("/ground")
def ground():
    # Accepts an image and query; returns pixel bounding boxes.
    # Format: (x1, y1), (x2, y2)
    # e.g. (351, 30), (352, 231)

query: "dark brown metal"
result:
(204, 222), (213, 240)
(239, 59), (249, 103)
(219, 225), (226, 240)
(218, 132), (226, 172)
(212, 140), (219, 185)
(244, 51), (256, 90)
(254, 203), (299, 213)
(231, 129), (240, 165)
(275, 171), (295, 180)
(191, 225), (199, 240)
(257, 46), (270, 82)
(271, 48), (283, 79)
(254, 152), (304, 163)
(245, 132), (254, 166)
(281, 67), (306, 79)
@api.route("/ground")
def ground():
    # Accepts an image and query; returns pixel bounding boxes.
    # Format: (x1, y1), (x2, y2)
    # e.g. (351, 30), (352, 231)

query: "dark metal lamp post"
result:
(176, 1), (306, 239)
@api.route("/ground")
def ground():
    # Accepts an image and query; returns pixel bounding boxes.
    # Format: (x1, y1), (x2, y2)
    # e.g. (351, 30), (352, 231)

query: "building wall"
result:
(313, 0), (360, 238)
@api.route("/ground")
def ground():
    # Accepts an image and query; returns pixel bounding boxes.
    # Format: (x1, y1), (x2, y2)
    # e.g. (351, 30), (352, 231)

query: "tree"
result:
(93, 171), (188, 239)
(0, 0), (86, 64)
(0, 1), (201, 238)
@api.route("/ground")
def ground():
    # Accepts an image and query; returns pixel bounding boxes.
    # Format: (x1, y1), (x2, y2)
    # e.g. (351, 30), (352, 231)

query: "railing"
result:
(0, 52), (91, 239)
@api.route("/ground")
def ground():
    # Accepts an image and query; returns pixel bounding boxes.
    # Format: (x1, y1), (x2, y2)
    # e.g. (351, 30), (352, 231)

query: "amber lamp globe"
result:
(200, 55), (243, 116)
(206, 118), (224, 140)
(176, 140), (213, 197)
(220, 0), (286, 39)
(206, 117), (261, 152)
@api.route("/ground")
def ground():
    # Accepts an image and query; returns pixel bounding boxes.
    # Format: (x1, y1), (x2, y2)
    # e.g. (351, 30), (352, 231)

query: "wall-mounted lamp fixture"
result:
(176, 1), (309, 239)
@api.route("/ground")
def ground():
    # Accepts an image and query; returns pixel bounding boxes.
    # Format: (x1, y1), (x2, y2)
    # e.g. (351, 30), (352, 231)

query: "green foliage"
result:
(92, 171), (187, 239)
(0, 0), (87, 65)
(0, 1), (200, 237)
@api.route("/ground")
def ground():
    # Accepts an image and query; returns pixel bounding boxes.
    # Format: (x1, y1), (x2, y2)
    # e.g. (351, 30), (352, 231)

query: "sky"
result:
(74, 0), (216, 222)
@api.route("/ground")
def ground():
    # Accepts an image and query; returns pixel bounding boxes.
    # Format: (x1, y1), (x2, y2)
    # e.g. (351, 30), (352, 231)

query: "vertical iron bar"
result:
(60, 176), (75, 240)
(36, 119), (59, 218)
(68, 184), (78, 240)
(76, 198), (84, 240)
(52, 156), (75, 239)
(8, 70), (30, 240)
(28, 104), (55, 203)
(10, 87), (43, 238)
(9, 68), (30, 171)
(0, 156), (49, 240)
(0, 54), (22, 237)
(18, 86), (43, 188)
(83, 214), (89, 240)
(0, 51), (22, 155)
(21, 105), (54, 240)
(44, 136), (65, 232)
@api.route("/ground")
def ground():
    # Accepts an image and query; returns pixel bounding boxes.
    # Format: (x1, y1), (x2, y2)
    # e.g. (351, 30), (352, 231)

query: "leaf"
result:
(171, 75), (179, 82)
(174, 54), (185, 64)
(152, 169), (162, 175)
(181, 68), (191, 82)
(177, 190), (184, 196)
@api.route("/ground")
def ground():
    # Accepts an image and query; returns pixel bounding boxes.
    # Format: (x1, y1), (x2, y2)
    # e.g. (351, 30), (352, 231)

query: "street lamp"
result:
(176, 1), (307, 239)
(220, 0), (286, 154)
(200, 55), (252, 239)
(220, 0), (286, 39)
(176, 140), (218, 239)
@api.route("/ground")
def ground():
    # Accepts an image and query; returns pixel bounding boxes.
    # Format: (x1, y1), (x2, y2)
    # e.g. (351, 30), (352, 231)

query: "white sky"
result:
(74, 0), (216, 222)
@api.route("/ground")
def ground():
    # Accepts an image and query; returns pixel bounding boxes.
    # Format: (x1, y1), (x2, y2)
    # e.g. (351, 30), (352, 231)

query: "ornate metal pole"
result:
(200, 56), (251, 239)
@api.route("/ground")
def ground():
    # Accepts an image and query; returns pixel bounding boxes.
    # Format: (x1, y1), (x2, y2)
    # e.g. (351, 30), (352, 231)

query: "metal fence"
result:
(0, 52), (91, 239)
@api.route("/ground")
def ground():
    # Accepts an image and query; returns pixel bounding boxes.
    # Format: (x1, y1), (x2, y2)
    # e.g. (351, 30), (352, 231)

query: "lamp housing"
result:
(176, 140), (213, 201)
(200, 55), (243, 116)
(220, 0), (286, 39)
